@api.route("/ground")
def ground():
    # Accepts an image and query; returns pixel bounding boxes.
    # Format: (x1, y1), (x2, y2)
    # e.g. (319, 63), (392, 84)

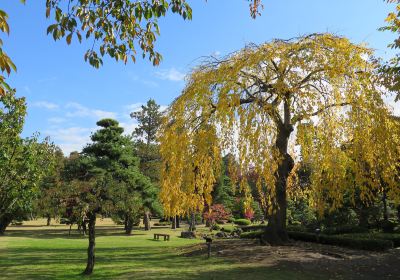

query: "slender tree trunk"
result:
(83, 212), (96, 275)
(189, 212), (196, 232)
(176, 216), (180, 228)
(397, 205), (400, 224)
(171, 216), (176, 229)
(382, 188), (389, 222)
(263, 122), (293, 245)
(46, 215), (51, 226)
(358, 205), (369, 229)
(0, 214), (12, 235)
(144, 211), (151, 231)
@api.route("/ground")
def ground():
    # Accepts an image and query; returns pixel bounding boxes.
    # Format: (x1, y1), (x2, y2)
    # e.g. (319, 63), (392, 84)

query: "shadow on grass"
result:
(0, 243), (316, 280)
(1, 227), (147, 239)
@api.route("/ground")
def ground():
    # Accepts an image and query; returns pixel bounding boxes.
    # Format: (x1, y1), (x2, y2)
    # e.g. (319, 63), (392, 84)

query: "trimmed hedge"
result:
(322, 225), (369, 235)
(288, 231), (393, 251)
(221, 225), (236, 233)
(240, 230), (263, 239)
(241, 225), (268, 232)
(154, 221), (171, 226)
(234, 219), (252, 226)
(342, 233), (400, 247)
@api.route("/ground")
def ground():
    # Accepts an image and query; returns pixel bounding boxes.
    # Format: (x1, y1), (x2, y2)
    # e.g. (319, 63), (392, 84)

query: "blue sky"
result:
(2, 0), (399, 154)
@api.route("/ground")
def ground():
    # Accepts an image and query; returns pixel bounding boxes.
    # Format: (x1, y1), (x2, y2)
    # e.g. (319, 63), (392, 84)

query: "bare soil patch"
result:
(181, 239), (400, 279)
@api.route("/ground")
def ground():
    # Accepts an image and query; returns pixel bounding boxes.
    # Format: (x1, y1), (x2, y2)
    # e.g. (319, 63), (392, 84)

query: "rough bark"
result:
(0, 214), (12, 235)
(144, 211), (151, 231)
(382, 188), (389, 222)
(171, 216), (176, 229)
(397, 205), (400, 224)
(83, 212), (96, 275)
(189, 212), (196, 232)
(125, 215), (133, 235)
(46, 215), (51, 226)
(263, 119), (294, 245)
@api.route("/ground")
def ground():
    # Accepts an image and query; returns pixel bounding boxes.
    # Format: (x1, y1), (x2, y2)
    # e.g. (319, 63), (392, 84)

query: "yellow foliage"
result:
(159, 34), (400, 217)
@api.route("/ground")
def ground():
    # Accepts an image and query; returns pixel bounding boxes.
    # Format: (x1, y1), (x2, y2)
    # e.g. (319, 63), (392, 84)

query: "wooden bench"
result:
(154, 233), (170, 241)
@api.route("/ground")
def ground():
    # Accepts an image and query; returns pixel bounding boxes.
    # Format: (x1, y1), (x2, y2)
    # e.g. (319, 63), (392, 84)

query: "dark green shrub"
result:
(154, 221), (171, 226)
(287, 224), (307, 232)
(381, 220), (396, 233)
(234, 219), (251, 226)
(288, 231), (393, 251)
(322, 225), (368, 235)
(319, 235), (393, 251)
(241, 225), (267, 232)
(240, 230), (263, 239)
(288, 231), (317, 242)
(211, 224), (221, 231)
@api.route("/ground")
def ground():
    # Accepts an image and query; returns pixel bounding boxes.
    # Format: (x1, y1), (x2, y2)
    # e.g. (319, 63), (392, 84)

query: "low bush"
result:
(221, 225), (236, 233)
(288, 231), (393, 251)
(211, 224), (221, 231)
(381, 220), (397, 233)
(288, 231), (317, 242)
(234, 219), (251, 226)
(342, 233), (400, 247)
(241, 225), (267, 232)
(240, 230), (263, 239)
(154, 221), (171, 226)
(286, 224), (307, 232)
(322, 225), (369, 235)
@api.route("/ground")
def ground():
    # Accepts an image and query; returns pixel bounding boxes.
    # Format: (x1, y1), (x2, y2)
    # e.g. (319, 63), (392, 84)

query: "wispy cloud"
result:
(156, 68), (186, 82)
(65, 102), (117, 119)
(44, 126), (94, 155)
(48, 117), (66, 124)
(32, 101), (59, 110)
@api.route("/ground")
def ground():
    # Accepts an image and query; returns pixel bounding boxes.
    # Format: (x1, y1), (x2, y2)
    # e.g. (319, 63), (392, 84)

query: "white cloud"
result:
(32, 101), (59, 110)
(48, 117), (66, 124)
(44, 126), (94, 155)
(156, 68), (186, 82)
(65, 102), (117, 119)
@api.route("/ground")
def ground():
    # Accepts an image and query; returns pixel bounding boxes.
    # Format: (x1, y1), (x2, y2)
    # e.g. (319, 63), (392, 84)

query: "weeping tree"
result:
(159, 33), (400, 244)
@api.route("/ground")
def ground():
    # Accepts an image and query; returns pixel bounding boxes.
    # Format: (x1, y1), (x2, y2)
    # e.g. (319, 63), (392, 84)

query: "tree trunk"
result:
(83, 212), (96, 275)
(263, 123), (293, 245)
(144, 211), (151, 231)
(125, 215), (133, 235)
(0, 214), (12, 235)
(176, 216), (180, 228)
(397, 205), (400, 224)
(189, 212), (196, 232)
(171, 216), (176, 229)
(382, 188), (389, 222)
(46, 215), (51, 226)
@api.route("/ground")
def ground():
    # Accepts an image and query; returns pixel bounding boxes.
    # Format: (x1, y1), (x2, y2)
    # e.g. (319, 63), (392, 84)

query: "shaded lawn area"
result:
(0, 221), (320, 280)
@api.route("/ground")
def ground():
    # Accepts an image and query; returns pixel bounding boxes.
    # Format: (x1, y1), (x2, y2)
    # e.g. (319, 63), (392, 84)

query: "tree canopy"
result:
(159, 33), (400, 242)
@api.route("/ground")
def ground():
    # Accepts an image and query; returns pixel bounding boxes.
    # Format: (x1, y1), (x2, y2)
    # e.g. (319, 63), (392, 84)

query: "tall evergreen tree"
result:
(68, 119), (155, 275)
(131, 99), (163, 230)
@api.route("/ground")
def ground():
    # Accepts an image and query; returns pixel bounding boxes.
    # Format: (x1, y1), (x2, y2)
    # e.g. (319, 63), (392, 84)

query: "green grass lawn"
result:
(0, 219), (321, 280)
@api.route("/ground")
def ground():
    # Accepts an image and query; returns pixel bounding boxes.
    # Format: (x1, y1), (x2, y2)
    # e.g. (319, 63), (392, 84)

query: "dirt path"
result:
(182, 239), (400, 279)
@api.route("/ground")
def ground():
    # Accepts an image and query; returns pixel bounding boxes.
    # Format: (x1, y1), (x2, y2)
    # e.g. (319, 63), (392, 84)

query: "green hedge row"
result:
(288, 231), (393, 251)
(239, 230), (394, 251)
(233, 219), (252, 226)
(240, 230), (264, 239)
(241, 225), (268, 232)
